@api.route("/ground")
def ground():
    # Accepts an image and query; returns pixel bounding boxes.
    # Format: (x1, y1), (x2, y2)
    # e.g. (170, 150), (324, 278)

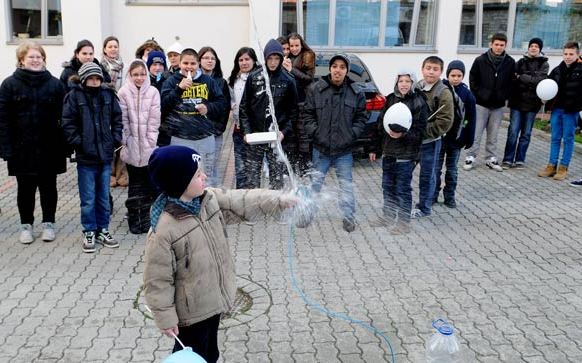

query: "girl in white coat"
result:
(118, 59), (161, 234)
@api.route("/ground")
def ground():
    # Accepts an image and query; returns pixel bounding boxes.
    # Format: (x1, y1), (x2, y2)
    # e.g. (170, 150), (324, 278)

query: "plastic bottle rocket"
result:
(426, 319), (463, 363)
(187, 70), (192, 80)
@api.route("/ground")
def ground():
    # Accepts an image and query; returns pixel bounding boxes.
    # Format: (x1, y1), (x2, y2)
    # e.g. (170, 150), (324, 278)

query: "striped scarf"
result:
(150, 193), (201, 232)
(101, 55), (124, 85)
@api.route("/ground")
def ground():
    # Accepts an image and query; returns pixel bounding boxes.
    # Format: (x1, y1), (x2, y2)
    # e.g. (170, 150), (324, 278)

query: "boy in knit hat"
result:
(146, 50), (168, 92)
(143, 145), (297, 363)
(504, 37), (548, 170)
(434, 60), (476, 208)
(62, 62), (123, 253)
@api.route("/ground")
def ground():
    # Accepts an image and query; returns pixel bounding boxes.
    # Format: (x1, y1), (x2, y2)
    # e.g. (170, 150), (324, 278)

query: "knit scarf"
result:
(101, 55), (124, 84)
(150, 193), (201, 232)
(487, 48), (506, 70)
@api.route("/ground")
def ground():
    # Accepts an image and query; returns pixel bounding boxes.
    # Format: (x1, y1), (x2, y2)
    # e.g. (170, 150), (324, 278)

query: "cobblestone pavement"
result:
(1, 124), (581, 363)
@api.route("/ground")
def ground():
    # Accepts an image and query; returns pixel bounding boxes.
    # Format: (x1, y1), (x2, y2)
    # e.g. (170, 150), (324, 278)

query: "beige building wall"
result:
(0, 0), (566, 95)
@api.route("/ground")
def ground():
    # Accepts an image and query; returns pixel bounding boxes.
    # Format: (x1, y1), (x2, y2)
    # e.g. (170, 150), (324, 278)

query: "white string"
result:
(144, 304), (186, 349)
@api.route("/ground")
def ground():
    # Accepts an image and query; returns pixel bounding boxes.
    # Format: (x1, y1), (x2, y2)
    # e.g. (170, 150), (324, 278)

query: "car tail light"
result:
(366, 94), (386, 111)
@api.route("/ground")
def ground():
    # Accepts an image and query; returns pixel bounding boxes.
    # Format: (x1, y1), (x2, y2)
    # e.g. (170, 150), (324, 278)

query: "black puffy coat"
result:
(60, 58), (111, 93)
(508, 54), (549, 112)
(0, 68), (68, 176)
(61, 80), (123, 165)
(469, 50), (515, 108)
(212, 76), (231, 136)
(373, 91), (427, 161)
(304, 75), (367, 157)
(547, 58), (582, 113)
(239, 66), (298, 140)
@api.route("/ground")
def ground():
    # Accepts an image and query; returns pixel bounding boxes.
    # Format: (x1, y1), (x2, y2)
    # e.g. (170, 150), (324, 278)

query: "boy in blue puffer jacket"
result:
(434, 60), (476, 208)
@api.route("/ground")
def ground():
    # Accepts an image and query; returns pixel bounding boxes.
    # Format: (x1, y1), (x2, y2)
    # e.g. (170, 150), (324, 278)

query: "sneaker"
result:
(444, 198), (457, 209)
(96, 228), (118, 248)
(82, 231), (96, 253)
(501, 162), (513, 170)
(486, 158), (503, 172)
(570, 179), (582, 187)
(411, 208), (428, 219)
(19, 224), (34, 244)
(342, 218), (356, 232)
(41, 222), (56, 242)
(463, 156), (475, 170)
(245, 219), (258, 226)
(514, 162), (525, 170)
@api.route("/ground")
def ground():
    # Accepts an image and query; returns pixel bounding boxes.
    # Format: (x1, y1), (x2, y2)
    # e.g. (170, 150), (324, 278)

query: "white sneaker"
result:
(19, 224), (34, 244)
(245, 219), (258, 226)
(41, 222), (56, 242)
(463, 156), (475, 170)
(486, 158), (503, 172)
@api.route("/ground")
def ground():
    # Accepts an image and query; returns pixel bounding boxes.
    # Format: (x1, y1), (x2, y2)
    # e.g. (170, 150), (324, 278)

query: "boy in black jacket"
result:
(369, 69), (427, 234)
(62, 62), (123, 253)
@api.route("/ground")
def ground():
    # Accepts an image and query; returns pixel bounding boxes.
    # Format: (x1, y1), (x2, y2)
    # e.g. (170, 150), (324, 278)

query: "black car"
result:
(313, 52), (386, 156)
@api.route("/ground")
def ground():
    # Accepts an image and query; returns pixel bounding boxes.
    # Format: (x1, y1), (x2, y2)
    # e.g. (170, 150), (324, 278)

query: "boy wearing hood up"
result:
(161, 48), (228, 187)
(369, 69), (427, 234)
(239, 39), (299, 191)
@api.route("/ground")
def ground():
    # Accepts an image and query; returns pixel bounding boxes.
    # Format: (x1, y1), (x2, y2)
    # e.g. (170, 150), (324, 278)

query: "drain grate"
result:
(221, 287), (252, 320)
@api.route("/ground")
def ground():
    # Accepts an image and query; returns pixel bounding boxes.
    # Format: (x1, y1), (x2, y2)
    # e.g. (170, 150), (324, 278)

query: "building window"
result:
(459, 0), (582, 51)
(126, 0), (247, 4)
(281, 0), (438, 49)
(8, 0), (62, 41)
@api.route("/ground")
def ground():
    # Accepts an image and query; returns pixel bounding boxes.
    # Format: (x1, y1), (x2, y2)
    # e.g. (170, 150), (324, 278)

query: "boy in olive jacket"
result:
(144, 145), (296, 363)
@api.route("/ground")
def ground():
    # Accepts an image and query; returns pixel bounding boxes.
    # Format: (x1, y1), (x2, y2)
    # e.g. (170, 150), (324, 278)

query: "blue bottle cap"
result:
(432, 318), (454, 335)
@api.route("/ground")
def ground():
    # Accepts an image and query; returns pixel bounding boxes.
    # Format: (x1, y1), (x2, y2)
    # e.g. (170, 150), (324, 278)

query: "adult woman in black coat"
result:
(0, 41), (68, 244)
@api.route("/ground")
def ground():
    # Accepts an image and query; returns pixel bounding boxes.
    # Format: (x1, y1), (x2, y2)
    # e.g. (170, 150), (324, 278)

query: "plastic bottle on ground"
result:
(426, 318), (463, 363)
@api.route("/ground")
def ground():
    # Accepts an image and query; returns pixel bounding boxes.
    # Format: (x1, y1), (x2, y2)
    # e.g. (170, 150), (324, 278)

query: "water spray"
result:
(247, 2), (396, 361)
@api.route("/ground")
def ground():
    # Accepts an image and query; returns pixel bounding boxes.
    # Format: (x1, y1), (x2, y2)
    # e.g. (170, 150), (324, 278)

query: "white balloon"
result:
(383, 102), (412, 133)
(536, 79), (558, 101)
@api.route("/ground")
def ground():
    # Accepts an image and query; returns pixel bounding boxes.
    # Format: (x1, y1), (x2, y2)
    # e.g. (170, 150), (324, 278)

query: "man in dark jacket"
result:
(61, 62), (123, 253)
(304, 53), (366, 232)
(538, 41), (582, 182)
(465, 33), (515, 172)
(503, 37), (548, 169)
(239, 39), (298, 191)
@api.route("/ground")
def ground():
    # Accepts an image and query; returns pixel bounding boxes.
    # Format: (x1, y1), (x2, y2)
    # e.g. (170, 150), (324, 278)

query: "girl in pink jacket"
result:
(118, 59), (161, 234)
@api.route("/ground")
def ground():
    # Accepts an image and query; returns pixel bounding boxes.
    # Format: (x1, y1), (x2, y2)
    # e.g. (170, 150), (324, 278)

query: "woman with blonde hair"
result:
(0, 41), (68, 244)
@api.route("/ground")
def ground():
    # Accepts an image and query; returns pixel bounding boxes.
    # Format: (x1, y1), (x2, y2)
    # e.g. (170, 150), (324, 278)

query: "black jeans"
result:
(16, 174), (58, 225)
(173, 314), (221, 363)
(244, 143), (284, 190)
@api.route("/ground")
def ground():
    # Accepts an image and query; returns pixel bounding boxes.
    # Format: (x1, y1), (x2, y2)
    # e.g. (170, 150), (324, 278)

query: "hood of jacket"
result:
(124, 59), (152, 92)
(393, 68), (417, 97)
(263, 39), (284, 71)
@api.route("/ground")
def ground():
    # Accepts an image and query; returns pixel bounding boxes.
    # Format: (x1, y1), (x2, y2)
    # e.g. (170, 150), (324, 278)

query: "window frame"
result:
(457, 0), (565, 55)
(281, 0), (439, 52)
(5, 0), (63, 45)
(125, 0), (248, 5)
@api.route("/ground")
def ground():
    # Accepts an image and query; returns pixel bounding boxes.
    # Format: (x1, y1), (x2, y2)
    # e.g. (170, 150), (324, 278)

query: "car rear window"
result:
(314, 57), (371, 83)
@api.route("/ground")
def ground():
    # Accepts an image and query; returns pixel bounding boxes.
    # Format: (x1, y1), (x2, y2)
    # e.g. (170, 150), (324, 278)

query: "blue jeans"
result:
(77, 163), (112, 232)
(233, 131), (246, 189)
(416, 139), (441, 215)
(549, 109), (578, 167)
(382, 158), (414, 223)
(503, 109), (536, 164)
(435, 140), (461, 202)
(310, 149), (355, 220)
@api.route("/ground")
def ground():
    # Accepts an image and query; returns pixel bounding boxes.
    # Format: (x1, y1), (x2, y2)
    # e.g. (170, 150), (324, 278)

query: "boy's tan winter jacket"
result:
(144, 187), (285, 330)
